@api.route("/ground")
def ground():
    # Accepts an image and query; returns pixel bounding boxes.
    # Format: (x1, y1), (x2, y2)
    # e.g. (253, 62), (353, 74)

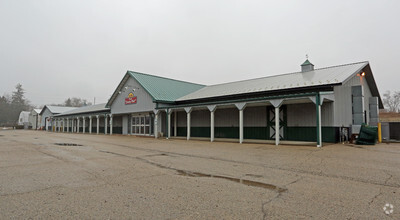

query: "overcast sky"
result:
(1, 0), (399, 107)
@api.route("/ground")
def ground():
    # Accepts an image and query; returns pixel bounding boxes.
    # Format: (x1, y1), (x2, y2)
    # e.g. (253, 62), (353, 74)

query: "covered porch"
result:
(157, 92), (335, 147)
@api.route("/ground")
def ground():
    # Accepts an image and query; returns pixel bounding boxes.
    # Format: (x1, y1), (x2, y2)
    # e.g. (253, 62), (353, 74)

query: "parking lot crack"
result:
(98, 149), (287, 192)
(368, 172), (393, 206)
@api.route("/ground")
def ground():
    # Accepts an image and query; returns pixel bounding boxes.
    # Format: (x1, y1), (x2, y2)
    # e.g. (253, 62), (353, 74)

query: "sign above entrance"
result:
(125, 92), (137, 105)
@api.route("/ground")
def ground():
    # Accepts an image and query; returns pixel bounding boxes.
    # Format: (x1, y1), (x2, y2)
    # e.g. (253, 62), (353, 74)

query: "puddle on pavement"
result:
(55, 143), (83, 146)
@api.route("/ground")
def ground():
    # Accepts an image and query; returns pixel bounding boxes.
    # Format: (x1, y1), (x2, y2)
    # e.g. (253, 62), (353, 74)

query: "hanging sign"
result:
(125, 92), (137, 105)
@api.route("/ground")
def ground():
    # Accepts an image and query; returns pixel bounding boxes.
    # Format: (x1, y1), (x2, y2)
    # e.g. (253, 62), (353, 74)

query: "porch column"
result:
(270, 99), (284, 146)
(66, 118), (69, 132)
(207, 105), (217, 142)
(316, 93), (322, 147)
(184, 107), (192, 140)
(73, 119), (76, 132)
(96, 115), (99, 134)
(275, 107), (279, 145)
(89, 116), (92, 134)
(104, 114), (108, 135)
(77, 117), (80, 133)
(82, 117), (86, 134)
(235, 103), (247, 144)
(154, 110), (160, 138)
(167, 109), (171, 139)
(309, 94), (322, 147)
(174, 111), (177, 137)
(109, 115), (113, 135)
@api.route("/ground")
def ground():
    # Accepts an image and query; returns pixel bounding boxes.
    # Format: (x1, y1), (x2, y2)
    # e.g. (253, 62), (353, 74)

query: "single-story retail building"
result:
(53, 60), (383, 147)
(28, 108), (42, 129)
(50, 104), (110, 134)
(39, 106), (77, 131)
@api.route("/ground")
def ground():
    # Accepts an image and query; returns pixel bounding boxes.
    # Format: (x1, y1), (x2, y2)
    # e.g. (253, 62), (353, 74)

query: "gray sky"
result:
(1, 0), (399, 107)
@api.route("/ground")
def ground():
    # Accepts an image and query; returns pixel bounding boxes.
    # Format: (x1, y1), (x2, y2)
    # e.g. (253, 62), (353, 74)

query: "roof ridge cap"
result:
(204, 61), (369, 88)
(128, 70), (206, 86)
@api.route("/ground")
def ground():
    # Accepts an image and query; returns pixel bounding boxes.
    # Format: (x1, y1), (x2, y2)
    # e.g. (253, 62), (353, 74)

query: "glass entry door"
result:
(131, 115), (152, 135)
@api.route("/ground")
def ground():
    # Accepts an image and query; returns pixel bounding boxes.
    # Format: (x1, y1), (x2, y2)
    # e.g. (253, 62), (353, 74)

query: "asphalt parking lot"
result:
(0, 130), (399, 219)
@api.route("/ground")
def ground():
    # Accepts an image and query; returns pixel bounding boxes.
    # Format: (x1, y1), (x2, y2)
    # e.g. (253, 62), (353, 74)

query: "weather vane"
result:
(306, 54), (308, 59)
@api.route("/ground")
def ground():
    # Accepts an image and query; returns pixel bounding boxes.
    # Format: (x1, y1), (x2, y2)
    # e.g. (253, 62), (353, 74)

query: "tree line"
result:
(0, 84), (92, 126)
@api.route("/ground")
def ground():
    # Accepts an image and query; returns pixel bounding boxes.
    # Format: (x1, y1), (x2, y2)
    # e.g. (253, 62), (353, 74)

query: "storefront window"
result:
(131, 114), (152, 136)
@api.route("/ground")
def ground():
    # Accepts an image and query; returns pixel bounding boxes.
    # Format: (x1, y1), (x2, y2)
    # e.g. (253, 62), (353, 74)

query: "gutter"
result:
(156, 92), (320, 110)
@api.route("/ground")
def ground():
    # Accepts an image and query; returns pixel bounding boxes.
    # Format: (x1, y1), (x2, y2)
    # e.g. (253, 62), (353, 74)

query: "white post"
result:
(174, 111), (177, 137)
(66, 118), (69, 132)
(269, 99), (284, 146)
(110, 115), (113, 135)
(77, 117), (80, 133)
(187, 112), (191, 140)
(208, 105), (217, 142)
(96, 115), (99, 134)
(104, 115), (108, 135)
(89, 116), (92, 134)
(154, 113), (159, 138)
(167, 110), (171, 139)
(211, 111), (215, 142)
(275, 106), (280, 146)
(82, 117), (86, 134)
(239, 110), (244, 144)
(184, 107), (192, 141)
(234, 103), (246, 144)
(318, 104), (322, 147)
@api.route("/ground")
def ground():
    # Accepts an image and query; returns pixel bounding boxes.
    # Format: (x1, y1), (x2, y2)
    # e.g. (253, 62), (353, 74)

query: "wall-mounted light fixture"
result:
(118, 85), (139, 94)
(357, 72), (366, 77)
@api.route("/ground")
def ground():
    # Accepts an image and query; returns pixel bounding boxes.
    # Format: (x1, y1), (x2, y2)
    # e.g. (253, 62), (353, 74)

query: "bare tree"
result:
(63, 97), (92, 107)
(383, 90), (400, 113)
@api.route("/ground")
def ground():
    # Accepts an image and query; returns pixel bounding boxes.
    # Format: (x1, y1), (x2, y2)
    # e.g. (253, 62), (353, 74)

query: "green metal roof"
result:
(128, 71), (205, 102)
(301, 59), (314, 66)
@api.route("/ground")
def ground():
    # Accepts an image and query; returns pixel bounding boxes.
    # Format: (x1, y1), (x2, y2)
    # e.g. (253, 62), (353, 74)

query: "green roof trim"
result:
(128, 71), (205, 102)
(301, 59), (314, 66)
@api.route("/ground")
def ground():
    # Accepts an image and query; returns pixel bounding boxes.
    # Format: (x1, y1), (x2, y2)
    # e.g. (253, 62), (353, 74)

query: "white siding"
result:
(244, 106), (267, 127)
(40, 108), (53, 128)
(175, 106), (268, 127)
(287, 102), (333, 127)
(333, 74), (373, 126)
(111, 77), (156, 114)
